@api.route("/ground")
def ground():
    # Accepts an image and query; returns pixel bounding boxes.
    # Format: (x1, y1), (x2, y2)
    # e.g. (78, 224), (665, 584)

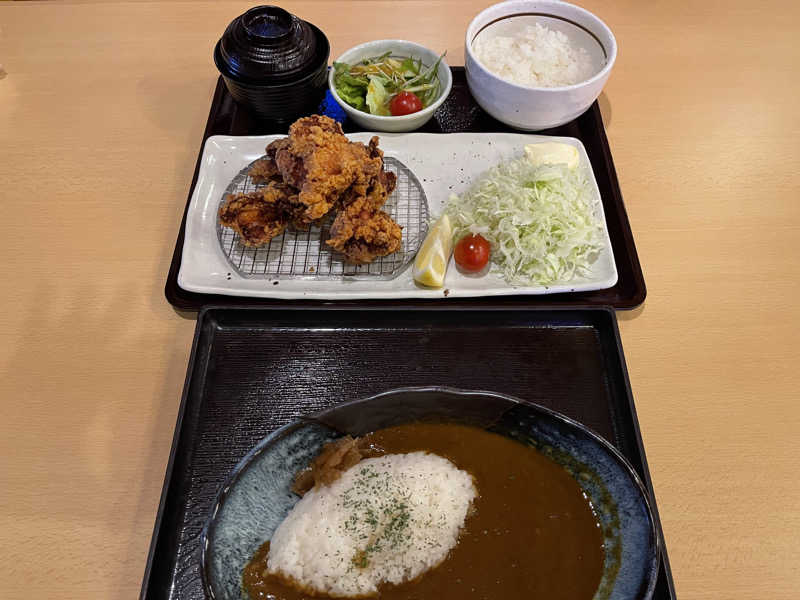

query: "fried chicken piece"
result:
(268, 116), (386, 225)
(247, 157), (282, 184)
(380, 168), (397, 196)
(338, 167), (398, 213)
(229, 116), (401, 262)
(330, 138), (396, 215)
(329, 211), (403, 263)
(340, 136), (396, 211)
(368, 138), (397, 208)
(265, 137), (289, 161)
(219, 179), (324, 245)
(327, 196), (403, 264)
(275, 187), (315, 231)
(218, 182), (296, 247)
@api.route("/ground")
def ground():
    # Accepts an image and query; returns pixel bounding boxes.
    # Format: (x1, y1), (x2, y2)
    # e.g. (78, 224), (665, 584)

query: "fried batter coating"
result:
(220, 115), (403, 263)
(327, 195), (403, 264)
(218, 183), (296, 247)
(269, 116), (386, 225)
(247, 157), (282, 184)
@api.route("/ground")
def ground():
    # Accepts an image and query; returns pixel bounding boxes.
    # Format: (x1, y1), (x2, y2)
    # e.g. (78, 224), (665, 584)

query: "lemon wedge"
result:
(413, 214), (453, 288)
(524, 142), (580, 169)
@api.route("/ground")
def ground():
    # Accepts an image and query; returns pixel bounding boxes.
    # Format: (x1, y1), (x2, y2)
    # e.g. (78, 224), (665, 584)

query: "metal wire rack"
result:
(217, 157), (429, 280)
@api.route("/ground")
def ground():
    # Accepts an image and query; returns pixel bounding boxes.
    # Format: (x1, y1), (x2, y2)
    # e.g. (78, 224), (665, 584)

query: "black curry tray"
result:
(165, 67), (645, 311)
(140, 307), (673, 600)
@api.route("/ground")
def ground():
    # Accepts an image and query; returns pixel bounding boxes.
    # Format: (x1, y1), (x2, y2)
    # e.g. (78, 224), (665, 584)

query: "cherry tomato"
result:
(390, 91), (423, 116)
(454, 234), (490, 272)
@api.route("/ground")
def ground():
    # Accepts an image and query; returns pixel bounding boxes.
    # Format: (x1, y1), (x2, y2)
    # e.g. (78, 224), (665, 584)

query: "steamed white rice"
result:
(473, 23), (593, 87)
(267, 452), (477, 597)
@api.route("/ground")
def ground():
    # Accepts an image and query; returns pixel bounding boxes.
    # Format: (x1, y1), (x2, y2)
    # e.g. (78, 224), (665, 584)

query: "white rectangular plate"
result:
(179, 132), (617, 299)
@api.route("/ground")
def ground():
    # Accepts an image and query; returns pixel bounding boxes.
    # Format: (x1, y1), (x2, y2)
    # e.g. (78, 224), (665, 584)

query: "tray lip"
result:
(140, 305), (673, 600)
(139, 308), (207, 600)
(164, 69), (646, 311)
(179, 131), (618, 299)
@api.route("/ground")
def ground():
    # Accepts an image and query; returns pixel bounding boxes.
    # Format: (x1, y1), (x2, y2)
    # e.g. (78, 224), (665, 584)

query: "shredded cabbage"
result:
(444, 158), (602, 286)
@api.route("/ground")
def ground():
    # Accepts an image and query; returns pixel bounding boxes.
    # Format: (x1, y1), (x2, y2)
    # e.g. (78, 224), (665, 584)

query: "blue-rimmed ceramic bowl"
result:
(201, 387), (660, 600)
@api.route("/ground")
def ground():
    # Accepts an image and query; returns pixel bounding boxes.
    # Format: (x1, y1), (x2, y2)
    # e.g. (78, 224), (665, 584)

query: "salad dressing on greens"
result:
(333, 52), (444, 115)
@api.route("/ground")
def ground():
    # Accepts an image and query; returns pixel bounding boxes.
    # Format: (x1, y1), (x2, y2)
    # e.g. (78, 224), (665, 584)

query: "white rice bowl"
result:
(473, 23), (593, 87)
(267, 452), (477, 597)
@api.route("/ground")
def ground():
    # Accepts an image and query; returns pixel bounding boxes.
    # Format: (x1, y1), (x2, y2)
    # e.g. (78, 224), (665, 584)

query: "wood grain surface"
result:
(1, 1), (798, 598)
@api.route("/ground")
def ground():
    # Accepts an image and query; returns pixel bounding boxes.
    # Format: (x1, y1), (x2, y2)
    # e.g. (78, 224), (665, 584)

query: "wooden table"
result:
(1, 1), (798, 598)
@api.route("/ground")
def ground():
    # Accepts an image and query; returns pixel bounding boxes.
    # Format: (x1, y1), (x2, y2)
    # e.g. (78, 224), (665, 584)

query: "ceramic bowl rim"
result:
(465, 0), (617, 93)
(327, 39), (453, 123)
(199, 385), (660, 600)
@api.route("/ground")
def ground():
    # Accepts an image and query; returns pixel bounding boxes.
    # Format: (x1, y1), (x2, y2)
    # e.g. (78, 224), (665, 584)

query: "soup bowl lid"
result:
(215, 5), (321, 83)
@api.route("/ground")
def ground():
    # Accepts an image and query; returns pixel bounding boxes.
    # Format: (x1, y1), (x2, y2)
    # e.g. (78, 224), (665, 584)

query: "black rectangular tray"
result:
(141, 307), (674, 600)
(165, 68), (646, 311)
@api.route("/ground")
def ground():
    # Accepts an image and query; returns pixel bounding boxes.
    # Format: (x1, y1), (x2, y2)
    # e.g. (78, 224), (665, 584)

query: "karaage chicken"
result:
(267, 115), (388, 225)
(247, 156), (282, 184)
(222, 114), (403, 264)
(327, 196), (403, 264)
(218, 182), (296, 247)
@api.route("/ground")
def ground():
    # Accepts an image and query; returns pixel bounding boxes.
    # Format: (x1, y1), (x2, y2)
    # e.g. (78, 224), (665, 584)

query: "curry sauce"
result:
(243, 423), (604, 600)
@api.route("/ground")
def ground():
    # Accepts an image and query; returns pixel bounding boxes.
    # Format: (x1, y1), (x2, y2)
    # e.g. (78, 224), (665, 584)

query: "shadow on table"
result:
(598, 91), (612, 130)
(618, 304), (645, 321)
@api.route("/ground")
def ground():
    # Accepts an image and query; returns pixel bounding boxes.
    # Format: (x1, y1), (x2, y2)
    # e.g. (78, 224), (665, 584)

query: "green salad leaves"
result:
(333, 51), (444, 115)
